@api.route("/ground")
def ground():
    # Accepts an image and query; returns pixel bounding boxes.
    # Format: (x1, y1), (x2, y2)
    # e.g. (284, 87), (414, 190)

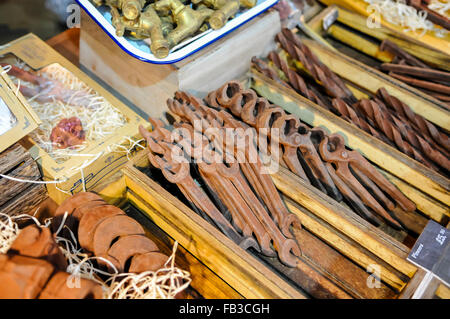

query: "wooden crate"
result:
(79, 9), (281, 118)
(123, 149), (428, 298)
(0, 144), (48, 217)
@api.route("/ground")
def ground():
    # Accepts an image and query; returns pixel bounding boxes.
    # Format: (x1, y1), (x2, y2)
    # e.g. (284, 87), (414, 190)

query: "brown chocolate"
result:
(129, 252), (169, 273)
(92, 215), (145, 257)
(107, 235), (159, 272)
(78, 205), (125, 252)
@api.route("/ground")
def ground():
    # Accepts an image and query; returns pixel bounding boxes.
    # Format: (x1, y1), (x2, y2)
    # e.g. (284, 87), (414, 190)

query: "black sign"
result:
(408, 220), (449, 285)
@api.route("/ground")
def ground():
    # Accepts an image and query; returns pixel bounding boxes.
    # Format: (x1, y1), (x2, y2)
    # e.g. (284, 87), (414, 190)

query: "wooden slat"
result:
(0, 157), (41, 207)
(271, 166), (417, 278)
(251, 71), (450, 209)
(398, 269), (427, 299)
(435, 284), (450, 299)
(285, 197), (408, 292)
(0, 144), (29, 175)
(123, 153), (306, 299)
(0, 183), (48, 217)
(293, 228), (397, 298)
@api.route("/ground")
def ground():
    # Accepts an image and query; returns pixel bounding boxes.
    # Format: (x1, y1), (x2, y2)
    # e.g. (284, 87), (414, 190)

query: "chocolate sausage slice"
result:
(55, 192), (104, 216)
(78, 205), (125, 253)
(92, 215), (145, 257)
(107, 235), (159, 272)
(129, 252), (169, 273)
(9, 226), (67, 270)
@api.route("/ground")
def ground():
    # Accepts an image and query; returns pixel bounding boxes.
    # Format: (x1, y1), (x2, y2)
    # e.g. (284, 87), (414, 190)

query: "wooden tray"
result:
(123, 149), (427, 298)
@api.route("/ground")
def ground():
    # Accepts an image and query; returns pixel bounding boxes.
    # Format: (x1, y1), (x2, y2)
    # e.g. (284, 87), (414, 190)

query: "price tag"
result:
(408, 220), (449, 286)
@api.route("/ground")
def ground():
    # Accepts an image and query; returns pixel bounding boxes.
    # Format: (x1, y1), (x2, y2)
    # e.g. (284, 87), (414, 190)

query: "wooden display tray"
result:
(0, 33), (149, 205)
(123, 149), (426, 298)
(316, 0), (450, 64)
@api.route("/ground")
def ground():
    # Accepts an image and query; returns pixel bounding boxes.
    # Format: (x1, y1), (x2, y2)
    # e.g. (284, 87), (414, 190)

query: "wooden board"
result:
(79, 10), (280, 118)
(251, 70), (450, 212)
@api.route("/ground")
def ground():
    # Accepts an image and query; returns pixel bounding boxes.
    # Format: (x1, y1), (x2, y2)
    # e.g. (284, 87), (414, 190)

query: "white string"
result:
(0, 174), (67, 184)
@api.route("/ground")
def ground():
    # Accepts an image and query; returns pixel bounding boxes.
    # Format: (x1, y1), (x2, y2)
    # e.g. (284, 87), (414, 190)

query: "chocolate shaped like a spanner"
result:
(319, 134), (416, 229)
(199, 149), (301, 267)
(255, 107), (310, 183)
(167, 92), (302, 239)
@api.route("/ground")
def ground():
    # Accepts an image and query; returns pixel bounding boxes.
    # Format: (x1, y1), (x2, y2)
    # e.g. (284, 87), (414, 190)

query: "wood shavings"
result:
(0, 213), (20, 254)
(365, 0), (448, 37)
(429, 0), (450, 18)
(104, 242), (191, 299)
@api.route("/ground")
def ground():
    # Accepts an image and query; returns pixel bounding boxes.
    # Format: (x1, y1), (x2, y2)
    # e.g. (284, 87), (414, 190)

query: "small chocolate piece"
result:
(92, 215), (145, 256)
(129, 252), (170, 273)
(0, 255), (54, 299)
(9, 226), (67, 270)
(107, 235), (159, 272)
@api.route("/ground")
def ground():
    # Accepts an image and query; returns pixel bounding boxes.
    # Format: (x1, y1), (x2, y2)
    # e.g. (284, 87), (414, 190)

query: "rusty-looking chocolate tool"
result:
(0, 255), (54, 299)
(258, 106), (343, 202)
(309, 128), (383, 226)
(198, 147), (301, 267)
(379, 40), (430, 69)
(9, 225), (67, 270)
(275, 28), (355, 103)
(171, 94), (299, 237)
(265, 51), (332, 110)
(78, 205), (126, 253)
(39, 271), (103, 299)
(143, 127), (260, 252)
(218, 110), (302, 237)
(183, 95), (301, 237)
(92, 215), (146, 257)
(255, 106), (311, 183)
(355, 98), (450, 172)
(106, 235), (159, 272)
(376, 88), (450, 153)
(318, 134), (416, 229)
(129, 252), (170, 273)
(0, 63), (93, 108)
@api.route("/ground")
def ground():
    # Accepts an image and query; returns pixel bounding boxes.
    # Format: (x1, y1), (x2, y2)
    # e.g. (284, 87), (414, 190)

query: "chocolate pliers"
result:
(271, 112), (342, 202)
